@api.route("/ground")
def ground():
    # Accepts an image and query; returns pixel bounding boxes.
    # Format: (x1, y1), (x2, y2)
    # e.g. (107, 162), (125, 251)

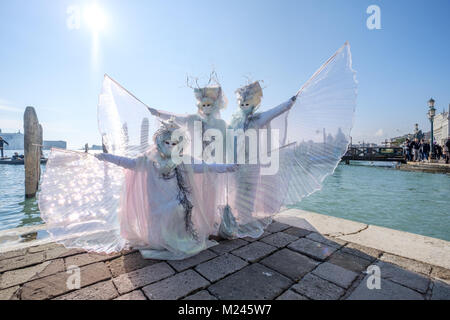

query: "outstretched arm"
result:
(146, 106), (189, 125)
(191, 162), (238, 173)
(95, 153), (137, 169)
(255, 96), (297, 128)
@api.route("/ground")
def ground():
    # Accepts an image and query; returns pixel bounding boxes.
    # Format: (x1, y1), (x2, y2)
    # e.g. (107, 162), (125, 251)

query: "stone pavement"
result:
(397, 161), (450, 174)
(1, 220), (449, 300)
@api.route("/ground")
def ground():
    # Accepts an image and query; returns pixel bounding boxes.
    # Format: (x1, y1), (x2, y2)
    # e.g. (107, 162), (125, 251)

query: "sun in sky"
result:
(84, 3), (107, 33)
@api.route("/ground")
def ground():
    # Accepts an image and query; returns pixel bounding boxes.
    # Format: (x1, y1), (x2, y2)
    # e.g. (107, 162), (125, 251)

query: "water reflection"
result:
(17, 197), (42, 228)
(0, 150), (47, 231)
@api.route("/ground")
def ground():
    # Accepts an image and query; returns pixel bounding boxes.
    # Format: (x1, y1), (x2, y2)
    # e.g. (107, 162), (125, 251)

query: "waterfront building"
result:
(432, 106), (450, 145)
(0, 129), (66, 150)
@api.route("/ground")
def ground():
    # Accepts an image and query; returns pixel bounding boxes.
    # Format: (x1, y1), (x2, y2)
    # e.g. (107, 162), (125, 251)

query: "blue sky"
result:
(0, 0), (449, 149)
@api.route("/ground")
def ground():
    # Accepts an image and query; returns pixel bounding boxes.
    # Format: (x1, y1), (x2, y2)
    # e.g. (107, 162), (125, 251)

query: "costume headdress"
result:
(235, 81), (263, 108)
(188, 72), (227, 110)
(153, 117), (182, 143)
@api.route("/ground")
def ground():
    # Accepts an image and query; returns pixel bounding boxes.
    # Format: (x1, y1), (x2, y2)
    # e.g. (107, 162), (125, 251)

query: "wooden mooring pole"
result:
(24, 106), (42, 198)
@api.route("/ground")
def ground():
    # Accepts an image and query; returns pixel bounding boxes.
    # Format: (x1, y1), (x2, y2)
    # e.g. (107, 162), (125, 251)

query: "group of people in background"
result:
(404, 137), (450, 164)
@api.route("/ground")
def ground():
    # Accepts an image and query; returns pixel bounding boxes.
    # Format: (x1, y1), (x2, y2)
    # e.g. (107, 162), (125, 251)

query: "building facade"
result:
(433, 107), (450, 145)
(0, 129), (66, 150)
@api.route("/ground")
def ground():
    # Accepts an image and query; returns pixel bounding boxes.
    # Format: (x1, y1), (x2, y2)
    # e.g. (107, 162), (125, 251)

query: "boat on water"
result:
(0, 157), (48, 165)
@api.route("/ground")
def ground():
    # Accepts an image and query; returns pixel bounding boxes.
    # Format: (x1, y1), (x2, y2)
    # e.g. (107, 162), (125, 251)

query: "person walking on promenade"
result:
(411, 138), (420, 162)
(404, 139), (412, 161)
(422, 140), (430, 161)
(0, 136), (9, 158)
(435, 143), (442, 161)
(444, 138), (450, 164)
(419, 139), (424, 161)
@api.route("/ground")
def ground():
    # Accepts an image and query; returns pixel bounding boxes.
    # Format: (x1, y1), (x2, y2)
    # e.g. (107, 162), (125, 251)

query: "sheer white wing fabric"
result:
(39, 76), (160, 253)
(39, 75), (223, 256)
(39, 149), (127, 253)
(98, 75), (160, 157)
(229, 43), (357, 226)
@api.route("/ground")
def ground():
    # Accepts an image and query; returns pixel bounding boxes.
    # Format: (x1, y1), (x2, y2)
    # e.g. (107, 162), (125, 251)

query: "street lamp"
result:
(427, 98), (436, 160)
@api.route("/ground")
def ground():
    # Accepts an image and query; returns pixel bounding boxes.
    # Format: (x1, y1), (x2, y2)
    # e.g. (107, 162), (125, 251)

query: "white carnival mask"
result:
(153, 118), (184, 158)
(235, 81), (263, 114)
(194, 86), (226, 116)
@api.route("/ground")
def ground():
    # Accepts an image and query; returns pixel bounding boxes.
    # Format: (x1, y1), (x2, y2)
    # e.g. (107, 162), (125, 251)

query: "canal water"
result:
(0, 153), (449, 242)
(294, 163), (450, 241)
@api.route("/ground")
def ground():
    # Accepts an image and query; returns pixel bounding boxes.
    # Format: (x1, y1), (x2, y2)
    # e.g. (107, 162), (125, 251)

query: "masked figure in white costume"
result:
(218, 81), (296, 239)
(221, 43), (357, 240)
(147, 79), (230, 230)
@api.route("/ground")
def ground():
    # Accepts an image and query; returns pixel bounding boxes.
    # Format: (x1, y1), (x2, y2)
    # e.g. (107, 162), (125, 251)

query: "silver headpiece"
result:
(235, 81), (263, 107)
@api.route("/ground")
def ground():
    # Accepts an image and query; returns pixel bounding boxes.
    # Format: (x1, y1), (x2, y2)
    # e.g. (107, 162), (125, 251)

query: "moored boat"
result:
(0, 158), (48, 165)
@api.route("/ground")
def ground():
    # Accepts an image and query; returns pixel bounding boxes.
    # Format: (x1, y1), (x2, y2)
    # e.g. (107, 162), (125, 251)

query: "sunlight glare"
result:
(84, 4), (107, 32)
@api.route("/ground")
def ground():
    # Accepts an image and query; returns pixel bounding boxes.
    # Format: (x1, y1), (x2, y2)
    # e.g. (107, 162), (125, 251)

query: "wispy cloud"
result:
(0, 105), (23, 113)
(0, 98), (23, 113)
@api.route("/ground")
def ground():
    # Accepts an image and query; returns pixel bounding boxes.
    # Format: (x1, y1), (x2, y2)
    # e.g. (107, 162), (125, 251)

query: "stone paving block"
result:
(287, 238), (337, 261)
(0, 248), (27, 260)
(282, 226), (311, 238)
(28, 243), (62, 253)
(306, 233), (346, 249)
(243, 231), (271, 242)
(32, 258), (65, 279)
(65, 252), (120, 268)
(380, 253), (432, 276)
(54, 280), (118, 300)
(260, 249), (318, 281)
(168, 250), (217, 272)
(291, 273), (345, 300)
(107, 251), (159, 277)
(231, 242), (277, 263)
(195, 253), (248, 282)
(0, 286), (20, 300)
(341, 243), (381, 262)
(45, 246), (85, 260)
(113, 262), (174, 294)
(0, 251), (45, 272)
(431, 266), (450, 284)
(143, 270), (209, 300)
(209, 239), (248, 255)
(312, 262), (358, 289)
(208, 263), (292, 300)
(375, 261), (429, 293)
(0, 258), (64, 289)
(184, 290), (218, 300)
(276, 290), (308, 300)
(327, 250), (372, 273)
(347, 276), (424, 300)
(431, 280), (450, 300)
(21, 262), (111, 300)
(266, 221), (290, 233)
(260, 232), (298, 248)
(114, 290), (147, 300)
